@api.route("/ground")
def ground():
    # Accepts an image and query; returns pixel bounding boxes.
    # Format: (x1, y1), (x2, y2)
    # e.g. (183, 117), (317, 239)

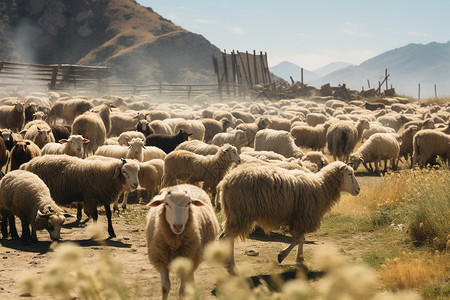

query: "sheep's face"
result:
(38, 127), (52, 142)
(35, 205), (65, 241)
(128, 138), (145, 156)
(60, 135), (89, 156)
(118, 159), (140, 189)
(149, 190), (206, 234)
(222, 145), (241, 164)
(349, 153), (363, 171)
(339, 164), (360, 196)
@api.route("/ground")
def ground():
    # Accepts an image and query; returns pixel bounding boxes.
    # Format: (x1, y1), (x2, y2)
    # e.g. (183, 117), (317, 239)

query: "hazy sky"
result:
(137, 0), (450, 71)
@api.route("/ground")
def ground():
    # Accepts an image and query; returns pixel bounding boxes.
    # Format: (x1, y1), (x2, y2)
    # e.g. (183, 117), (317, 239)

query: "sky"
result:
(137, 0), (450, 71)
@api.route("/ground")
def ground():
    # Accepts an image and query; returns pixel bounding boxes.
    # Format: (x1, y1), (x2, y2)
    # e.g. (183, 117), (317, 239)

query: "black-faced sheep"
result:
(254, 129), (304, 159)
(162, 144), (241, 204)
(10, 140), (42, 171)
(412, 129), (450, 168)
(145, 130), (191, 154)
(47, 99), (94, 125)
(136, 119), (155, 137)
(0, 102), (25, 132)
(146, 184), (220, 299)
(217, 161), (360, 274)
(236, 117), (272, 147)
(290, 122), (331, 151)
(41, 135), (90, 158)
(349, 133), (400, 173)
(0, 170), (66, 244)
(20, 155), (140, 238)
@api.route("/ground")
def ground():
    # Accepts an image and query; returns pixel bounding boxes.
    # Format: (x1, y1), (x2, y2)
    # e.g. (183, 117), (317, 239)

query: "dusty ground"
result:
(0, 175), (381, 299)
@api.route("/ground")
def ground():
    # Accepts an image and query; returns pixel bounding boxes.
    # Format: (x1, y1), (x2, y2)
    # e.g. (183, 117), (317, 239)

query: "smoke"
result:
(12, 18), (47, 64)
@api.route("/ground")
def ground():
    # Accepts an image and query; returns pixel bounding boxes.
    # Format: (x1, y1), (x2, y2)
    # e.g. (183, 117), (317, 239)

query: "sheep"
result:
(118, 131), (146, 146)
(137, 160), (164, 202)
(364, 102), (386, 111)
(72, 109), (107, 157)
(175, 140), (220, 156)
(145, 130), (191, 154)
(143, 146), (167, 161)
(211, 129), (248, 154)
(162, 144), (241, 204)
(268, 117), (292, 131)
(149, 120), (173, 135)
(362, 124), (396, 141)
(236, 117), (272, 147)
(326, 119), (370, 162)
(302, 151), (330, 171)
(146, 184), (220, 299)
(136, 119), (154, 137)
(349, 133), (400, 173)
(398, 125), (419, 167)
(0, 170), (66, 244)
(173, 120), (205, 141)
(50, 124), (71, 141)
(9, 140), (42, 171)
(47, 99), (94, 125)
(23, 124), (56, 149)
(89, 103), (114, 136)
(20, 155), (140, 238)
(241, 148), (287, 161)
(146, 110), (171, 121)
(217, 161), (360, 274)
(412, 130), (450, 168)
(108, 113), (140, 137)
(254, 129), (304, 159)
(400, 118), (435, 132)
(0, 102), (25, 132)
(306, 113), (328, 127)
(95, 138), (145, 162)
(0, 137), (7, 175)
(290, 122), (331, 151)
(0, 129), (22, 151)
(41, 135), (90, 158)
(24, 103), (39, 124)
(201, 118), (230, 143)
(378, 114), (412, 131)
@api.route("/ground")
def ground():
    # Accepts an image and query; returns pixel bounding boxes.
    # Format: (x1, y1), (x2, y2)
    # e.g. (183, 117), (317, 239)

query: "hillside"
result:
(269, 61), (320, 83)
(311, 41), (450, 97)
(0, 0), (222, 84)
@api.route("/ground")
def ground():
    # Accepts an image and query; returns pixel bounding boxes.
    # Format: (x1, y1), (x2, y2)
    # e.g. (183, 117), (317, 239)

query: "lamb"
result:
(0, 170), (66, 244)
(290, 122), (331, 151)
(302, 151), (330, 171)
(10, 140), (42, 171)
(95, 138), (146, 162)
(72, 109), (107, 157)
(145, 130), (191, 154)
(23, 124), (55, 149)
(162, 144), (241, 203)
(173, 120), (205, 141)
(20, 155), (140, 237)
(0, 102), (25, 132)
(236, 117), (272, 147)
(175, 140), (220, 156)
(326, 119), (370, 162)
(146, 184), (220, 299)
(47, 99), (94, 125)
(306, 113), (328, 127)
(398, 125), (419, 167)
(254, 129), (304, 159)
(412, 130), (450, 168)
(349, 133), (400, 173)
(118, 131), (146, 146)
(211, 129), (248, 154)
(201, 118), (230, 143)
(41, 135), (90, 158)
(217, 161), (360, 274)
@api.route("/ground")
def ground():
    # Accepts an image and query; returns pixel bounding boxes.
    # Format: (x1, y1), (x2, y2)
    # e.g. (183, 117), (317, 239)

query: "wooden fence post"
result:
(253, 50), (259, 85)
(418, 84), (421, 101)
(50, 65), (58, 90)
(434, 84), (437, 98)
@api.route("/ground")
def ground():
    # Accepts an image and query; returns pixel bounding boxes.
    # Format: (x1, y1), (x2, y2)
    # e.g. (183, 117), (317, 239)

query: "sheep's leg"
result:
(1, 210), (9, 238)
(122, 191), (129, 210)
(20, 219), (31, 244)
(8, 212), (19, 239)
(31, 228), (38, 243)
(362, 162), (372, 173)
(104, 205), (116, 238)
(278, 234), (305, 263)
(219, 231), (237, 275)
(179, 272), (194, 297)
(113, 197), (120, 212)
(160, 266), (170, 300)
(77, 203), (83, 222)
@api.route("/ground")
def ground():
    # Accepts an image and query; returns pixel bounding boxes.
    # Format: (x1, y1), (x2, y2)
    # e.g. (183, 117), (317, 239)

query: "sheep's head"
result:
(113, 159), (140, 189)
(148, 188), (206, 234)
(35, 204), (65, 241)
(348, 153), (364, 173)
(338, 163), (360, 196)
(15, 102), (25, 112)
(220, 144), (241, 164)
(128, 138), (145, 156)
(60, 135), (89, 156)
(37, 127), (52, 142)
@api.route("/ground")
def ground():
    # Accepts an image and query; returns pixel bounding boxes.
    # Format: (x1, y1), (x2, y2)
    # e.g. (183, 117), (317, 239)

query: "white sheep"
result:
(173, 120), (206, 141)
(0, 170), (66, 244)
(201, 118), (230, 143)
(412, 129), (450, 168)
(95, 138), (146, 162)
(41, 135), (90, 158)
(290, 122), (331, 151)
(236, 117), (272, 147)
(23, 124), (56, 149)
(349, 133), (400, 173)
(217, 161), (360, 274)
(143, 146), (166, 161)
(146, 184), (220, 299)
(47, 99), (93, 125)
(362, 124), (396, 141)
(118, 131), (146, 146)
(254, 129), (304, 159)
(0, 102), (25, 132)
(21, 155), (140, 237)
(306, 112), (328, 127)
(211, 129), (248, 154)
(175, 140), (220, 156)
(302, 151), (330, 171)
(108, 111), (145, 137)
(162, 144), (241, 204)
(149, 120), (173, 135)
(72, 109), (107, 157)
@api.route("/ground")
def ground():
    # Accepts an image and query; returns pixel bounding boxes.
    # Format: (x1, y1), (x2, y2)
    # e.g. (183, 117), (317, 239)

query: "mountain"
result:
(313, 62), (353, 77)
(311, 41), (450, 98)
(0, 0), (222, 84)
(270, 61), (320, 83)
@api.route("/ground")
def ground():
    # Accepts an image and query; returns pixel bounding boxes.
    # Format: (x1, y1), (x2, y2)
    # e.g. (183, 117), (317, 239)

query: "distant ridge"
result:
(313, 62), (353, 77)
(270, 61), (319, 83)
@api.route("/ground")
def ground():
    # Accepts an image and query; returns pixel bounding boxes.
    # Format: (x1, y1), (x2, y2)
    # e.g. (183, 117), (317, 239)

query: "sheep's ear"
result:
(190, 198), (206, 206)
(20, 129), (27, 135)
(148, 195), (166, 207)
(82, 139), (90, 144)
(339, 164), (348, 172)
(112, 165), (121, 179)
(36, 210), (51, 219)
(59, 139), (69, 144)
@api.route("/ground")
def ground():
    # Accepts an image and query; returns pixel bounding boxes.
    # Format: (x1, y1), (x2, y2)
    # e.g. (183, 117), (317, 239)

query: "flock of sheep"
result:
(0, 90), (449, 298)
